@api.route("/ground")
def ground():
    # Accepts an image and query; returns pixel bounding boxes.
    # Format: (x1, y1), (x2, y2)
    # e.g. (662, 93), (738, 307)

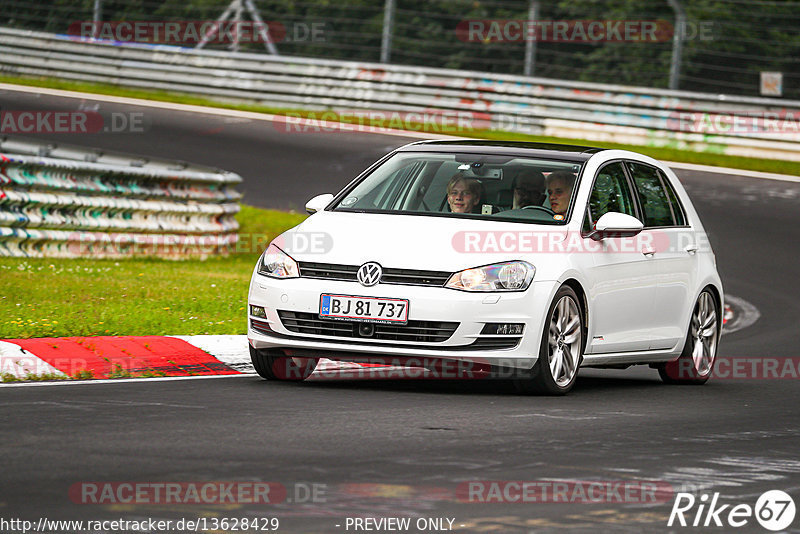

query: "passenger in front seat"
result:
(546, 171), (576, 216)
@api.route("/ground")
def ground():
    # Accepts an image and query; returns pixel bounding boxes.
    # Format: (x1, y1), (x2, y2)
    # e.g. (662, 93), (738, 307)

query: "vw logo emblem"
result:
(357, 262), (382, 287)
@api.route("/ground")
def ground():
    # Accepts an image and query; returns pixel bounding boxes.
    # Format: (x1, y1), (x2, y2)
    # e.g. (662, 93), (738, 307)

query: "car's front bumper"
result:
(247, 274), (560, 370)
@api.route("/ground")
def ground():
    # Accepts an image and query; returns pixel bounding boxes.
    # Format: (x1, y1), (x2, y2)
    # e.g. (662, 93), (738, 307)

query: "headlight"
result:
(445, 261), (535, 292)
(258, 243), (299, 278)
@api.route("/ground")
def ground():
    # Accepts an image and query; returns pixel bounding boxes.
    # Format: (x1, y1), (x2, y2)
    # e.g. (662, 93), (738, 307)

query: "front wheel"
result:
(514, 285), (584, 395)
(249, 345), (317, 381)
(657, 290), (719, 385)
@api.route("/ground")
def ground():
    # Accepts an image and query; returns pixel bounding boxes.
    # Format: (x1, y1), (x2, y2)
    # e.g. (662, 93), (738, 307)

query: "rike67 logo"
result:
(668, 490), (796, 531)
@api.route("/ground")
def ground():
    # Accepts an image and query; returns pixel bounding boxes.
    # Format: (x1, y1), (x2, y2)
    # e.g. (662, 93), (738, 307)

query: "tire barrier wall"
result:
(0, 139), (241, 258)
(1, 27), (800, 162)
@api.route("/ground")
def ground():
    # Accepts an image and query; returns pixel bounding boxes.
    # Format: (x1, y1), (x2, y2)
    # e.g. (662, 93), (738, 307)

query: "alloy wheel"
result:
(548, 295), (582, 387)
(690, 291), (718, 377)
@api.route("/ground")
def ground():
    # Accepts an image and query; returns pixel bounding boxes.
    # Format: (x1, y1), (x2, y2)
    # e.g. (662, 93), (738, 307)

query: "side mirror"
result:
(305, 193), (334, 215)
(587, 212), (643, 240)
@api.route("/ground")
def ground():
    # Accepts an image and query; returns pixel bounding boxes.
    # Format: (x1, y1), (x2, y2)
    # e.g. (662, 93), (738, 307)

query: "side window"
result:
(584, 162), (636, 232)
(627, 162), (674, 227)
(658, 170), (687, 226)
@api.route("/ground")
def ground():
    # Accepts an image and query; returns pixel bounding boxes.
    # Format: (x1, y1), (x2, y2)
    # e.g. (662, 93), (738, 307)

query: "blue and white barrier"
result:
(0, 140), (241, 258)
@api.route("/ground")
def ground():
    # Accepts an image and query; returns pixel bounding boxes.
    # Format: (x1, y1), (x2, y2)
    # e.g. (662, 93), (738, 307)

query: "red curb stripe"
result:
(6, 336), (240, 378)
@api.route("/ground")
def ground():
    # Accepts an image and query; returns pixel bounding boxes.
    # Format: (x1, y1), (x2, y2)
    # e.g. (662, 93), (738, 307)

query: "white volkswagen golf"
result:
(248, 141), (723, 394)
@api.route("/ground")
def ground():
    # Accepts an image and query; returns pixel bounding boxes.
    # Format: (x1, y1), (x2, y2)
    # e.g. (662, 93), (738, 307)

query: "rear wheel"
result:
(249, 345), (317, 381)
(658, 290), (719, 384)
(514, 285), (584, 395)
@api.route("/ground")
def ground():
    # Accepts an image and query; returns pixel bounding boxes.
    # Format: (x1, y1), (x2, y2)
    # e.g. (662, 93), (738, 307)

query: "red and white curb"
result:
(721, 294), (761, 334)
(0, 335), (243, 380)
(0, 334), (379, 383)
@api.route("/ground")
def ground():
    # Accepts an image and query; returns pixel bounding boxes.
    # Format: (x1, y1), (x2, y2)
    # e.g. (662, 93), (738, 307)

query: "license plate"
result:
(319, 294), (409, 323)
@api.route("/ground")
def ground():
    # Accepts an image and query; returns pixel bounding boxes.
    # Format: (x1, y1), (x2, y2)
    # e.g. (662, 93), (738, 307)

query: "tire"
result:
(658, 289), (719, 385)
(249, 345), (317, 381)
(514, 285), (584, 395)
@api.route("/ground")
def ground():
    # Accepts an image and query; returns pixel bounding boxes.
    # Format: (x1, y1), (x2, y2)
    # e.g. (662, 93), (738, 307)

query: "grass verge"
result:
(1, 371), (71, 382)
(2, 74), (798, 176)
(0, 205), (306, 339)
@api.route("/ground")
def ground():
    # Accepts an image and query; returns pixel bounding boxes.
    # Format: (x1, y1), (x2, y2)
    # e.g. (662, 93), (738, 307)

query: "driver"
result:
(546, 171), (576, 215)
(512, 169), (546, 209)
(446, 174), (483, 213)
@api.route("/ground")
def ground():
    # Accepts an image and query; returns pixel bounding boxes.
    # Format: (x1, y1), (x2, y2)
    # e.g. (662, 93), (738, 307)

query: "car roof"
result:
(396, 140), (606, 162)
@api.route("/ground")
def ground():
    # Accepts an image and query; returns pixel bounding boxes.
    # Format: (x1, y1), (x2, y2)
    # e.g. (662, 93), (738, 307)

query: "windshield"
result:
(331, 152), (583, 224)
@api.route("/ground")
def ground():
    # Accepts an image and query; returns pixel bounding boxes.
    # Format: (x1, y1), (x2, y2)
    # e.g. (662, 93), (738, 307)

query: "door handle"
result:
(685, 245), (698, 255)
(642, 247), (656, 257)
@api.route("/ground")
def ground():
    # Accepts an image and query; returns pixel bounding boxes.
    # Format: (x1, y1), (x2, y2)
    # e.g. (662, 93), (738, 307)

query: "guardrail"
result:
(0, 136), (241, 258)
(1, 27), (799, 162)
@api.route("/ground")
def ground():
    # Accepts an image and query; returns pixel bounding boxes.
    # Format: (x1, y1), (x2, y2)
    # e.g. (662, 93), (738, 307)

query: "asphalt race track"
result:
(2, 88), (799, 533)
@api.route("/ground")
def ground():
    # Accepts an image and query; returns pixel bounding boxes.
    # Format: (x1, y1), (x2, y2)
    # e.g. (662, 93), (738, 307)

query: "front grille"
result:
(297, 262), (451, 287)
(297, 262), (358, 281)
(278, 310), (458, 343)
(380, 267), (451, 287)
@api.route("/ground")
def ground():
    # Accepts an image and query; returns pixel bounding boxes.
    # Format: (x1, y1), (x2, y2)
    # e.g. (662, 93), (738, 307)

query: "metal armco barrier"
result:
(0, 137), (241, 258)
(1, 27), (799, 162)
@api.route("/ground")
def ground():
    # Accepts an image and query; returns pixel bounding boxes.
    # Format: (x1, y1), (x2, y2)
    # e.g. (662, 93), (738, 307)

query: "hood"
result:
(273, 210), (568, 272)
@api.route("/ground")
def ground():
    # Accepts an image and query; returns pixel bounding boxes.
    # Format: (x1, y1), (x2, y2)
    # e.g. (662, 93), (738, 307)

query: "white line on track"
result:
(664, 160), (800, 183)
(3, 82), (798, 182)
(0, 372), (255, 388)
